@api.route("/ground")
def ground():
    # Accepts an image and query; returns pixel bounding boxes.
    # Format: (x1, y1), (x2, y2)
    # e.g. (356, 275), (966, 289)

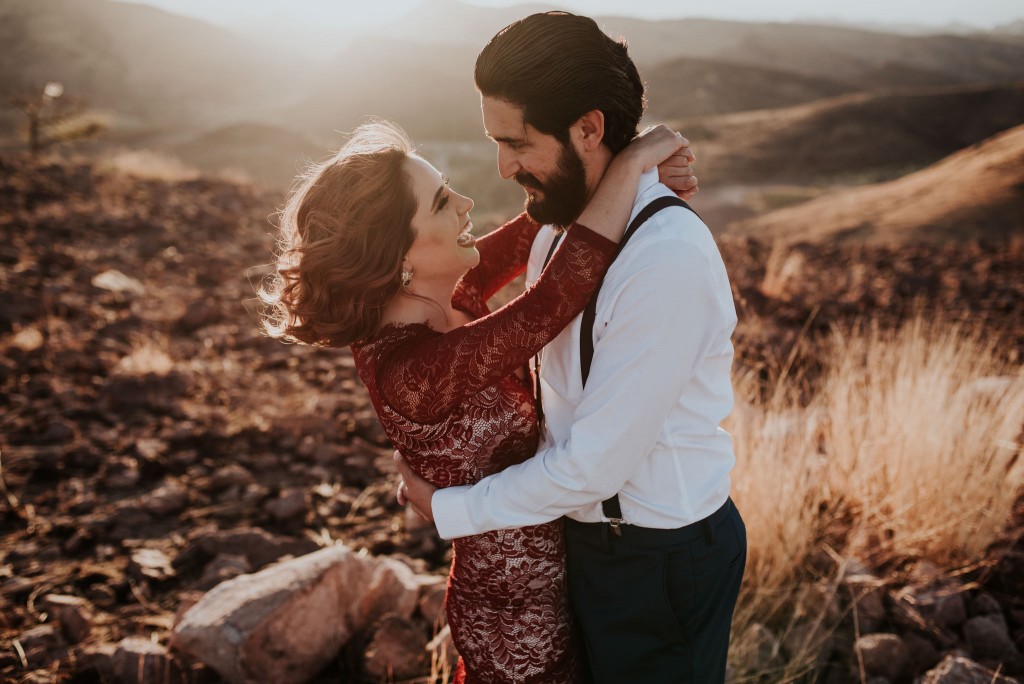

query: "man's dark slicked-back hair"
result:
(474, 11), (647, 154)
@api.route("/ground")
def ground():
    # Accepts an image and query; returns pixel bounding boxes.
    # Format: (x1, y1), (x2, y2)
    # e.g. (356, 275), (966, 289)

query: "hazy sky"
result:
(124, 0), (1024, 30)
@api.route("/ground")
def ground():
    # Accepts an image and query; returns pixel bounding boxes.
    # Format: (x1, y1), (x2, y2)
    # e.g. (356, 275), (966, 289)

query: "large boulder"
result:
(171, 544), (419, 684)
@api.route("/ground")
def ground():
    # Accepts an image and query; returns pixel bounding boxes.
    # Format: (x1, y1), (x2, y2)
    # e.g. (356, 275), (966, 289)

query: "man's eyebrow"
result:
(484, 130), (525, 145)
(430, 176), (449, 213)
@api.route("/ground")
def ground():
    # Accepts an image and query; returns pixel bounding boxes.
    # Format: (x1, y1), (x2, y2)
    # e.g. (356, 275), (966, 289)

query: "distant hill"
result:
(0, 0), (308, 128)
(381, 0), (558, 47)
(380, 2), (1024, 90)
(727, 124), (1024, 243)
(166, 123), (324, 188)
(995, 19), (1024, 35)
(679, 83), (1024, 184)
(283, 11), (1024, 142)
(7, 0), (1024, 145)
(595, 15), (1024, 86)
(644, 58), (850, 120)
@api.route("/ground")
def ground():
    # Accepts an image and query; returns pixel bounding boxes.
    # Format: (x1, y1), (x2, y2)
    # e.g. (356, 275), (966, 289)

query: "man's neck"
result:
(584, 145), (615, 200)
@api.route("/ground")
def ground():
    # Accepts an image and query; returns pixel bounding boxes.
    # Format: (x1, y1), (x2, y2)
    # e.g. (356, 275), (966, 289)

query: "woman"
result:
(261, 121), (695, 683)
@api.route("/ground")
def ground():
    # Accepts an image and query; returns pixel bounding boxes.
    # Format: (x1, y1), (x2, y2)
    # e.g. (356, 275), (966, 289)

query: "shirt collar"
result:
(629, 166), (663, 224)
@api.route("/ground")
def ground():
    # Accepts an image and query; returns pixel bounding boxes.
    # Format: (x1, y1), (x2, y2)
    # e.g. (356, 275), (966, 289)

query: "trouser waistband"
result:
(563, 498), (734, 546)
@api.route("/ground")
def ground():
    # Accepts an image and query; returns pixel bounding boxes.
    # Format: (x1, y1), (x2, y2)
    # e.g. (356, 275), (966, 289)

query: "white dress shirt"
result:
(432, 168), (738, 539)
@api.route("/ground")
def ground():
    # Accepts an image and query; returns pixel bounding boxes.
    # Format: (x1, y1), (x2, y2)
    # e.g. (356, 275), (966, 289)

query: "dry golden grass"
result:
(726, 317), (1024, 679)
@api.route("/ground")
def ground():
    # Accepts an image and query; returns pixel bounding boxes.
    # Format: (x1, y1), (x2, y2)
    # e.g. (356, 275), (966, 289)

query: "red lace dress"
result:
(351, 214), (617, 684)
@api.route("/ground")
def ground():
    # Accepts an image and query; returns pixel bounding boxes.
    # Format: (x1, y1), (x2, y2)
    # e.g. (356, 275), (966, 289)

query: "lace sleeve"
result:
(457, 213), (541, 303)
(377, 224), (616, 424)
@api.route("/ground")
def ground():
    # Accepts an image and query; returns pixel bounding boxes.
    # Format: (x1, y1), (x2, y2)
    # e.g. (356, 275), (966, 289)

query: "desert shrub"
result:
(727, 317), (1024, 679)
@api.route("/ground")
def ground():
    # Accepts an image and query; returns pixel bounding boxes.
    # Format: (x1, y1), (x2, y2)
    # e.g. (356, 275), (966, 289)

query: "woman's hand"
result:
(658, 145), (698, 201)
(625, 125), (699, 201)
(579, 124), (697, 244)
(394, 452), (436, 522)
(625, 124), (687, 172)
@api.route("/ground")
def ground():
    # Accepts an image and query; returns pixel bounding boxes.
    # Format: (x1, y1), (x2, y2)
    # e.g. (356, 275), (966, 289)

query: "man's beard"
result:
(515, 142), (588, 228)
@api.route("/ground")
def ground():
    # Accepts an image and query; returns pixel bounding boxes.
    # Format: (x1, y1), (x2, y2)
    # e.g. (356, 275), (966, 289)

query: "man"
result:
(397, 12), (745, 683)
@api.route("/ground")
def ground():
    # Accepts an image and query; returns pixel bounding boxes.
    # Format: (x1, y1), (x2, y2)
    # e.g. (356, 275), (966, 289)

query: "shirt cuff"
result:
(432, 485), (475, 540)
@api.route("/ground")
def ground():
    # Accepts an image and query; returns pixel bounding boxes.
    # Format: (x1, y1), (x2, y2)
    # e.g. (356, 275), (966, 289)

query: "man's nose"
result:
(497, 149), (521, 180)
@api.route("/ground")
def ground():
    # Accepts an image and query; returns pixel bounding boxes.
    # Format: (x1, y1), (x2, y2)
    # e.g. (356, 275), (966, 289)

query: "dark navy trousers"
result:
(564, 499), (747, 684)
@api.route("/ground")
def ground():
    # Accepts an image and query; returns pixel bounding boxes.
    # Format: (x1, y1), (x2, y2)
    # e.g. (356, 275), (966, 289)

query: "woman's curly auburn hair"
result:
(260, 121), (417, 347)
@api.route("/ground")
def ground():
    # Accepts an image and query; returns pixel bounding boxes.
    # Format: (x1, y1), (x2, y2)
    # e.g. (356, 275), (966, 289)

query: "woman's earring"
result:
(401, 269), (414, 287)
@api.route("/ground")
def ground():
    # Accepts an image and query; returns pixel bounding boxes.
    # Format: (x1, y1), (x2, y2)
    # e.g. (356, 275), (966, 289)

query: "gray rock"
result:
(40, 419), (76, 444)
(265, 488), (307, 521)
(172, 544), (420, 684)
(178, 527), (319, 571)
(105, 371), (188, 412)
(971, 592), (1002, 617)
(211, 464), (256, 490)
(362, 615), (429, 680)
(17, 624), (64, 667)
(417, 577), (448, 626)
(177, 299), (222, 332)
(129, 548), (176, 582)
(134, 437), (168, 462)
(920, 654), (1018, 683)
(198, 554), (252, 591)
(41, 594), (94, 644)
(902, 631), (941, 674)
(963, 615), (1019, 661)
(76, 642), (116, 681)
(935, 593), (969, 629)
(143, 480), (189, 516)
(844, 574), (886, 634)
(112, 636), (184, 684)
(855, 633), (911, 682)
(92, 269), (145, 296)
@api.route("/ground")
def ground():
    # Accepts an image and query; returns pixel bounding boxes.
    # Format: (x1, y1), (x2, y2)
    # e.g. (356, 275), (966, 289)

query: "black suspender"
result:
(580, 196), (695, 387)
(587, 196), (695, 533)
(534, 197), (698, 534)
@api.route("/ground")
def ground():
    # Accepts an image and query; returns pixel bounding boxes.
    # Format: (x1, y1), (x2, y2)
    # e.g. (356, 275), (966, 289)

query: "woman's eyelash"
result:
(437, 194), (449, 211)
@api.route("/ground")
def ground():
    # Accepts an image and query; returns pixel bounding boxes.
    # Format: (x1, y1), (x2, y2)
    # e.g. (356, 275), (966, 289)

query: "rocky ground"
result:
(0, 155), (1022, 682)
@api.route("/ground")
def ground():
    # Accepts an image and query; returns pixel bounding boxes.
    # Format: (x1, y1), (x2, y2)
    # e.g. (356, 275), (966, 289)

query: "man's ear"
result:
(572, 109), (605, 152)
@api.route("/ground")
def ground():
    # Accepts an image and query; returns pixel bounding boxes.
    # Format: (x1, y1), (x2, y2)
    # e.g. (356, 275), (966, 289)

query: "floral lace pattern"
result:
(352, 214), (616, 683)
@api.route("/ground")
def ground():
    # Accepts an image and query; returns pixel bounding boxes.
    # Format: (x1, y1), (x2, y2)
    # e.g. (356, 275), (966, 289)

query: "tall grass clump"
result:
(726, 316), (1024, 680)
(822, 318), (1024, 565)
